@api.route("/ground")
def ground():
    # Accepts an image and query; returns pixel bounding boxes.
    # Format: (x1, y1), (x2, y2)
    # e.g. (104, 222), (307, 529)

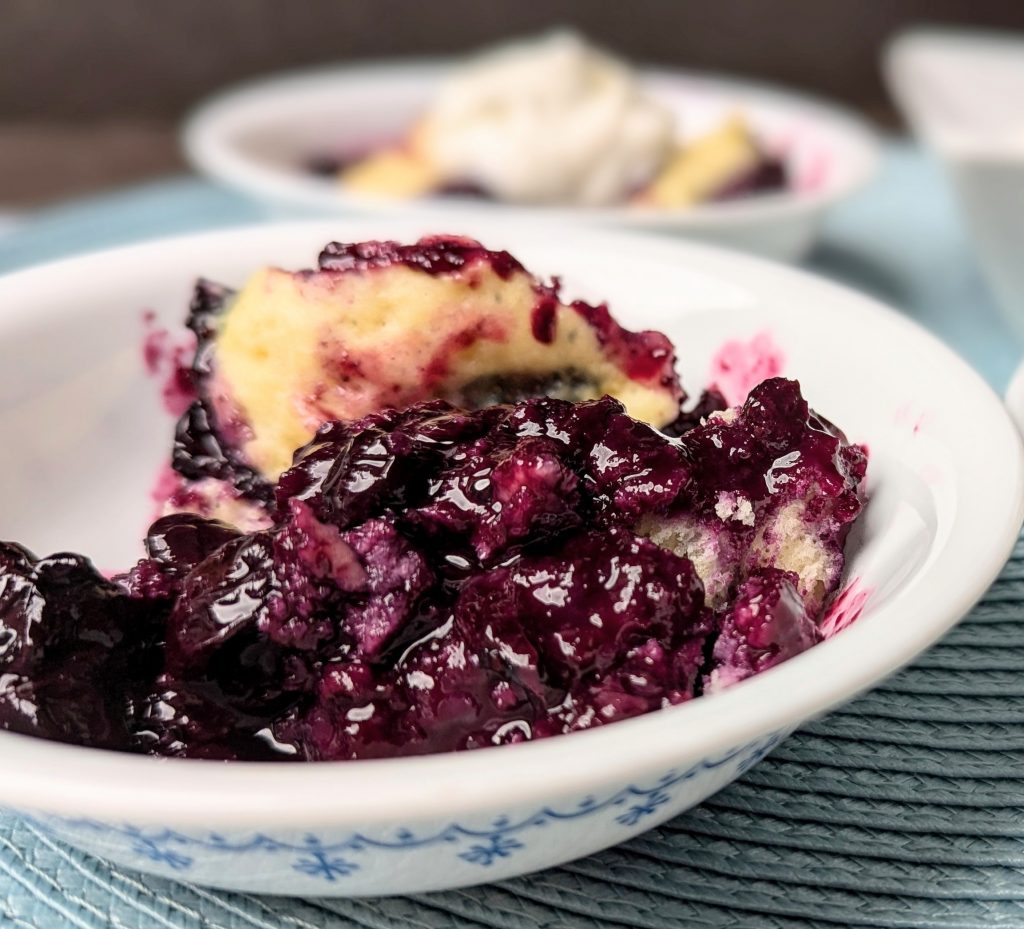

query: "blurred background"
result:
(4, 0), (1024, 207)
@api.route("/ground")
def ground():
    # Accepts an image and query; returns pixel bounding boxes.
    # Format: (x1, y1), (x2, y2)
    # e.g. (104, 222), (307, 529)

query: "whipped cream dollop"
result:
(422, 32), (676, 206)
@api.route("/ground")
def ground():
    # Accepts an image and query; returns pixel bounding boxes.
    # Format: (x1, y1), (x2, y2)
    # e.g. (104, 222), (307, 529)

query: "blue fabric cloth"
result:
(2, 143), (1023, 928)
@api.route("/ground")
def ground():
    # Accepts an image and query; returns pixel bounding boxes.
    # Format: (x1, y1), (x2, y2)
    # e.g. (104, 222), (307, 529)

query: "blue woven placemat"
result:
(1, 143), (1023, 928)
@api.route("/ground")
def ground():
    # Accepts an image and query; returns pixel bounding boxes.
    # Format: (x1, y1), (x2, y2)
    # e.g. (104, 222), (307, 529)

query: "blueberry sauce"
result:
(0, 543), (163, 750)
(318, 236), (524, 281)
(0, 380), (865, 760)
(662, 388), (728, 438)
(166, 238), (685, 510)
(680, 379), (867, 523)
(705, 568), (818, 692)
(433, 181), (494, 200)
(318, 149), (787, 205)
(530, 283), (559, 344)
(711, 156), (788, 202)
(568, 300), (677, 384)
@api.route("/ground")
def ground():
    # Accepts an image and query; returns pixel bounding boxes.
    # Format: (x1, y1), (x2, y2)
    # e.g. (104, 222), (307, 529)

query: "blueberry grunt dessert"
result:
(640, 378), (867, 612)
(0, 388), (865, 760)
(327, 32), (789, 209)
(165, 234), (685, 527)
(0, 238), (866, 761)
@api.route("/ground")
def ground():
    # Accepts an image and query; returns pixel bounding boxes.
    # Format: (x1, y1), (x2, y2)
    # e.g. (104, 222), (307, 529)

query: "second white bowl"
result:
(183, 60), (880, 262)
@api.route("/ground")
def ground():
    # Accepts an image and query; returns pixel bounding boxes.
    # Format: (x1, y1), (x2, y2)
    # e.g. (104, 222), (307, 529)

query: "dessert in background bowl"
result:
(331, 33), (789, 210)
(0, 219), (1018, 896)
(183, 37), (880, 261)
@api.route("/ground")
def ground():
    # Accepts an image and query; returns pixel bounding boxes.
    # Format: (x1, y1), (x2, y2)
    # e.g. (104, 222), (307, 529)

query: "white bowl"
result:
(1007, 359), (1024, 435)
(0, 220), (1020, 897)
(183, 61), (880, 262)
(885, 28), (1024, 344)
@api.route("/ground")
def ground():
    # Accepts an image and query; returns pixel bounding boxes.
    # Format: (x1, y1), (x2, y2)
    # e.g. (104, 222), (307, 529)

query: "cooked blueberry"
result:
(0, 381), (863, 760)
(0, 544), (164, 750)
(704, 568), (819, 692)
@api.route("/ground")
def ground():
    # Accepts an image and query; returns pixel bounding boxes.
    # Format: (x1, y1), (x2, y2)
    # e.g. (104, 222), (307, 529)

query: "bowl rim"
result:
(0, 218), (1020, 829)
(181, 56), (881, 227)
(1006, 359), (1024, 435)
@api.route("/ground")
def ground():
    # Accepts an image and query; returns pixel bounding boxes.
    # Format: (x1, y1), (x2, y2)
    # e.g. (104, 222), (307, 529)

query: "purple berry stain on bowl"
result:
(141, 311), (197, 417)
(708, 330), (785, 407)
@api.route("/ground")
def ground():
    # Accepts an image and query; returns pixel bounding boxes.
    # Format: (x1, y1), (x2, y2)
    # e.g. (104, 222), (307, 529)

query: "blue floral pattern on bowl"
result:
(14, 730), (784, 894)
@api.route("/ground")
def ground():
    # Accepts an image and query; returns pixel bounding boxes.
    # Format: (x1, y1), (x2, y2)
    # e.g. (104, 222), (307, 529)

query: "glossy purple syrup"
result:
(318, 236), (524, 281)
(530, 281), (560, 344)
(276, 526), (710, 760)
(0, 397), (694, 758)
(569, 300), (678, 384)
(662, 388), (728, 438)
(680, 378), (867, 522)
(0, 381), (864, 761)
(0, 543), (163, 750)
(666, 378), (867, 611)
